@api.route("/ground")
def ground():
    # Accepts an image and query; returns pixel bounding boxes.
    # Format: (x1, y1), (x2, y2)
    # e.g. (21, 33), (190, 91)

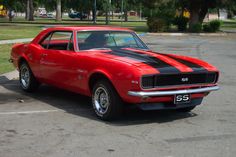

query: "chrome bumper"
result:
(128, 86), (219, 97)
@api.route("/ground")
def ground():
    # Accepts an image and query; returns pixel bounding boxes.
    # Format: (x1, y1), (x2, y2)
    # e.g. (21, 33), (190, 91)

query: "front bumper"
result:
(128, 85), (219, 98)
(137, 98), (203, 110)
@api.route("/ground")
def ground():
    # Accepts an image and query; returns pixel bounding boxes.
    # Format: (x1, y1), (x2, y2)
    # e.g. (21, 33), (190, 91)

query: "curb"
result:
(147, 32), (228, 36)
(0, 70), (18, 84)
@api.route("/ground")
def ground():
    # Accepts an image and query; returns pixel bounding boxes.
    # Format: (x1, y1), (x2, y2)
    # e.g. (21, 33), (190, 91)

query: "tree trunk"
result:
(105, 0), (109, 25)
(124, 9), (128, 22)
(8, 9), (13, 22)
(189, 8), (200, 29)
(199, 6), (208, 23)
(93, 0), (97, 24)
(105, 9), (109, 24)
(28, 0), (34, 21)
(26, 0), (30, 20)
(56, 0), (62, 21)
(112, 10), (114, 19)
(80, 11), (83, 21)
(25, 8), (28, 20)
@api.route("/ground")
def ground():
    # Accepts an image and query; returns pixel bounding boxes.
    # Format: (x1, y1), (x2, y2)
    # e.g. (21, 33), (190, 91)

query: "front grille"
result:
(142, 72), (218, 89)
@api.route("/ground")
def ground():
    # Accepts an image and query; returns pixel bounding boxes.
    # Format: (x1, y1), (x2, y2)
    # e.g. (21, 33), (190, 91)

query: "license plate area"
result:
(174, 94), (191, 104)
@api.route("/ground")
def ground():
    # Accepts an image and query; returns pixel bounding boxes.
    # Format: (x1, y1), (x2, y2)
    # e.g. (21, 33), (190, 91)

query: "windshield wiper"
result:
(89, 48), (111, 50)
(124, 47), (150, 51)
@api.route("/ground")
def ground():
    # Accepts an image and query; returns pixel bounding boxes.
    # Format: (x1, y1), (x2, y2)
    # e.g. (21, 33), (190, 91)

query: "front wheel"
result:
(19, 62), (40, 92)
(92, 80), (123, 121)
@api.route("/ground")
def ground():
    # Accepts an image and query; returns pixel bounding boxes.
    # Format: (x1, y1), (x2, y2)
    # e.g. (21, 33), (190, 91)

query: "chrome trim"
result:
(128, 86), (219, 97)
(140, 72), (218, 90)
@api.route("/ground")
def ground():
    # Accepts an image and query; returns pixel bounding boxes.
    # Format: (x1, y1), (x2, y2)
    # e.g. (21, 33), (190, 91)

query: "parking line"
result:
(0, 110), (60, 115)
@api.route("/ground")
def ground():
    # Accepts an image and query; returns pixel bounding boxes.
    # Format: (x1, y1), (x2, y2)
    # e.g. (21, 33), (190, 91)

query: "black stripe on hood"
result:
(160, 54), (208, 73)
(107, 49), (180, 74)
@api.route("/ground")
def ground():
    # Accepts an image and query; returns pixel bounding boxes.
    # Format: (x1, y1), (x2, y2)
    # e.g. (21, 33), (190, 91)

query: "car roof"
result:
(45, 26), (133, 32)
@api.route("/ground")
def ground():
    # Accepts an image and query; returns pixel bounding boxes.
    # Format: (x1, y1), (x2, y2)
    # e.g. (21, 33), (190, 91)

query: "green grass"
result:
(0, 44), (15, 74)
(221, 19), (236, 30)
(0, 17), (148, 38)
(0, 25), (42, 40)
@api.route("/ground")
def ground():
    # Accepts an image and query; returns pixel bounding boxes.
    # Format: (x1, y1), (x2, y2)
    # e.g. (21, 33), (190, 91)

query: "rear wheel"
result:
(19, 62), (40, 92)
(176, 106), (196, 112)
(92, 80), (123, 120)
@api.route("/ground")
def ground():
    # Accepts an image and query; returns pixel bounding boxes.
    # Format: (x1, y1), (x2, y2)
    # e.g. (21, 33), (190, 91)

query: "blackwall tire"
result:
(92, 80), (123, 121)
(19, 62), (40, 92)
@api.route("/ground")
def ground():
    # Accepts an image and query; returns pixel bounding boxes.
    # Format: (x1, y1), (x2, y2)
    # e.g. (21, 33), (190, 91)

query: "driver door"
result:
(39, 31), (78, 88)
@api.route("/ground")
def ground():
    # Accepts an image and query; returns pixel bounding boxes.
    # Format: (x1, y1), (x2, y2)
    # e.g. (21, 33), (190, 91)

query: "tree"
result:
(0, 0), (15, 21)
(142, 0), (236, 31)
(178, 0), (236, 29)
(56, 0), (61, 21)
(27, 0), (34, 21)
(38, 0), (64, 21)
(221, 0), (236, 18)
(66, 0), (93, 20)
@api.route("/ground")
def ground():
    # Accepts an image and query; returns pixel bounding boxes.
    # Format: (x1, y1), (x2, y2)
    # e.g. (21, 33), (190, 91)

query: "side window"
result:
(40, 31), (74, 51)
(40, 33), (52, 49)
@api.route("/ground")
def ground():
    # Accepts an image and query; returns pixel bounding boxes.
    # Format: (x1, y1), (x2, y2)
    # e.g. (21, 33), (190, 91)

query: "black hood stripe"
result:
(108, 49), (180, 74)
(160, 54), (208, 73)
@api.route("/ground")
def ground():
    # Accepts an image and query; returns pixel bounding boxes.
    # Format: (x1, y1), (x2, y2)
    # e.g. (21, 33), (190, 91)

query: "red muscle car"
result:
(10, 26), (219, 120)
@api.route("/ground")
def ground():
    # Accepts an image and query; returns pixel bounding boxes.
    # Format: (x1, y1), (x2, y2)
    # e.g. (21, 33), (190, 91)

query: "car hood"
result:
(95, 48), (218, 74)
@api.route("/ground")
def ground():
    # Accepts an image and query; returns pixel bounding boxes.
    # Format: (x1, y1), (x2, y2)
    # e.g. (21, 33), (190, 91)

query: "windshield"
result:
(77, 31), (148, 51)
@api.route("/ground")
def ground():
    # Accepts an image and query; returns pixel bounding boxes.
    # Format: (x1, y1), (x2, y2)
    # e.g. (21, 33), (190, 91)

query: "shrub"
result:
(202, 23), (213, 32)
(209, 20), (222, 32)
(173, 16), (189, 31)
(190, 23), (202, 33)
(203, 20), (222, 32)
(203, 24), (213, 32)
(147, 17), (167, 32)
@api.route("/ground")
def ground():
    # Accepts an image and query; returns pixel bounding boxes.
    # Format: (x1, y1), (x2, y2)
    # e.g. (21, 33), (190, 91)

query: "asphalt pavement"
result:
(0, 34), (236, 157)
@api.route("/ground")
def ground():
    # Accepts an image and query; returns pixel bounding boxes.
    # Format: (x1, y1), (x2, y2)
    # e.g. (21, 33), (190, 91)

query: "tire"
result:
(176, 106), (196, 112)
(19, 62), (40, 92)
(92, 80), (123, 121)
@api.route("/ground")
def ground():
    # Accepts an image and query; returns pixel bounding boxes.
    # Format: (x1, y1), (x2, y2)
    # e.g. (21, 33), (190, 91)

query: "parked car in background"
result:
(69, 12), (87, 19)
(10, 26), (219, 120)
(47, 13), (54, 18)
(39, 14), (48, 18)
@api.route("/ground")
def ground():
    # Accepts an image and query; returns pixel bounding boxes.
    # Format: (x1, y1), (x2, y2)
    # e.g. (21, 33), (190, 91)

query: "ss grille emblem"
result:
(181, 77), (189, 82)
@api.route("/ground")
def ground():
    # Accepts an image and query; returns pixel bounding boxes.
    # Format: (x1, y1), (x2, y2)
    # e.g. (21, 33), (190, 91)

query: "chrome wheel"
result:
(93, 87), (110, 115)
(92, 80), (123, 120)
(20, 64), (30, 89)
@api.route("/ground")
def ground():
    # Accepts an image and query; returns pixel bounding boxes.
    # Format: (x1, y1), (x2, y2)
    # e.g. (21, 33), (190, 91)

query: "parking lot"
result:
(0, 34), (236, 157)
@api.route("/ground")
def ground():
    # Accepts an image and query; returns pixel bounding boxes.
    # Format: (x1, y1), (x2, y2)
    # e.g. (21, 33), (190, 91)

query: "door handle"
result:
(41, 53), (48, 57)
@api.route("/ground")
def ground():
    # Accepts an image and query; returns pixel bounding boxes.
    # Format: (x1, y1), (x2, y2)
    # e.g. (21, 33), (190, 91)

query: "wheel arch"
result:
(18, 56), (38, 79)
(88, 71), (115, 93)
(18, 57), (28, 67)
